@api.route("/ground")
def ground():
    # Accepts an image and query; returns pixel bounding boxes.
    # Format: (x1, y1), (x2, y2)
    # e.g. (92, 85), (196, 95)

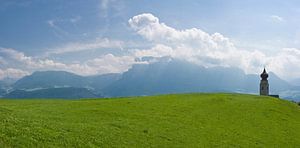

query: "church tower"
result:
(260, 68), (269, 96)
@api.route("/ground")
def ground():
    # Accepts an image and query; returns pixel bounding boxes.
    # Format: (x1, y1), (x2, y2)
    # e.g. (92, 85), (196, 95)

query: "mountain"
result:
(289, 78), (300, 86)
(0, 78), (17, 97)
(86, 73), (121, 92)
(103, 59), (240, 97)
(12, 71), (120, 92)
(13, 71), (87, 90)
(5, 71), (120, 99)
(1, 58), (297, 100)
(102, 59), (293, 98)
(0, 88), (6, 97)
(0, 78), (16, 88)
(4, 87), (99, 99)
(268, 72), (292, 92)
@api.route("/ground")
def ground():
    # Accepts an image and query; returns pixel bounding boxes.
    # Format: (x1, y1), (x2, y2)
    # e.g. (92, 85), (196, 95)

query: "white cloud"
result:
(85, 54), (136, 74)
(0, 68), (29, 80)
(267, 48), (300, 79)
(1, 13), (299, 81)
(270, 15), (284, 22)
(132, 44), (174, 58)
(0, 47), (35, 66)
(0, 47), (138, 79)
(129, 13), (262, 70)
(128, 13), (300, 80)
(42, 54), (137, 76)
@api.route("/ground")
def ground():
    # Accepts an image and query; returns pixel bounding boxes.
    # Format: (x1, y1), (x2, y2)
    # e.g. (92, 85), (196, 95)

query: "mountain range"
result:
(1, 58), (299, 101)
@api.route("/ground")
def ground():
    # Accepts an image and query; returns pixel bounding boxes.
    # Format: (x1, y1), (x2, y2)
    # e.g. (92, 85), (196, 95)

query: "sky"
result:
(1, 0), (300, 81)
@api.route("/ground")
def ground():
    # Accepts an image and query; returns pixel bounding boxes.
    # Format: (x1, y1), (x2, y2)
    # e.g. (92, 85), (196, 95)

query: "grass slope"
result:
(0, 93), (300, 147)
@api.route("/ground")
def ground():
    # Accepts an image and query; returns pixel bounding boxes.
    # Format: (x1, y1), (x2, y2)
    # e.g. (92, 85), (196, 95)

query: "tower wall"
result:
(260, 80), (269, 95)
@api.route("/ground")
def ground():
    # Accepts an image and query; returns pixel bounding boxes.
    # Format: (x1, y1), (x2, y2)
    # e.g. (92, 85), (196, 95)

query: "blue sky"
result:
(1, 0), (300, 80)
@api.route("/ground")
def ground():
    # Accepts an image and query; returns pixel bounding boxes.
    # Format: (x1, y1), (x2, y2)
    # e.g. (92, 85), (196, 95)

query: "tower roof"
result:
(260, 68), (268, 80)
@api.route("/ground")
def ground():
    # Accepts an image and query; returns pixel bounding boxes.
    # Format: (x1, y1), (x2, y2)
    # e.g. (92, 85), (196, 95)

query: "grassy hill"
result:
(0, 93), (299, 147)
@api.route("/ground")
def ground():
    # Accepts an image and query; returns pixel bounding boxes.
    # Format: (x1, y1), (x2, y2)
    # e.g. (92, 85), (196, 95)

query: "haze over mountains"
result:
(1, 58), (299, 101)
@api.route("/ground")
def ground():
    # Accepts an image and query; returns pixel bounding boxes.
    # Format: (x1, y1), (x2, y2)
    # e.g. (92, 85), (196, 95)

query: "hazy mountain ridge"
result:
(1, 59), (299, 100)
(12, 71), (121, 91)
(289, 78), (300, 86)
(102, 59), (293, 98)
(13, 71), (87, 89)
(0, 78), (17, 97)
(3, 71), (120, 99)
(4, 87), (99, 99)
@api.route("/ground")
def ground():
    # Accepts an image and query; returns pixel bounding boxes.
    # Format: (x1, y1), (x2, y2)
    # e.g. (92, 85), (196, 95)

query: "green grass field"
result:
(0, 93), (300, 147)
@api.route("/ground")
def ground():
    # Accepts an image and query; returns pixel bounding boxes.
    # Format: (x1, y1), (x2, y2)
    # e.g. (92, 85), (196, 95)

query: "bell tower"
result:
(260, 68), (269, 96)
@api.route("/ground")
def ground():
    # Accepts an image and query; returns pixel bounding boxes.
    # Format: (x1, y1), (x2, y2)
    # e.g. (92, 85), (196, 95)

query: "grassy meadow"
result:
(0, 93), (300, 147)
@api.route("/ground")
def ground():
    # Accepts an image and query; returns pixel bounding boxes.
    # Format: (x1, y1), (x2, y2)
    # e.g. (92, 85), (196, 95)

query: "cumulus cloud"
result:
(129, 13), (265, 72)
(128, 13), (300, 79)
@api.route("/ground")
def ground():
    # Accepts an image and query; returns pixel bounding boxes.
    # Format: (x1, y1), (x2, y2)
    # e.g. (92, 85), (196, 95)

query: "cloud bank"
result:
(129, 13), (300, 80)
(1, 13), (300, 80)
(0, 48), (137, 78)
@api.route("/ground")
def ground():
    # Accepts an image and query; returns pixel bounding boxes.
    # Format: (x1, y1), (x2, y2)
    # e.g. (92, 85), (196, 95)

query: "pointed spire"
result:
(263, 65), (267, 72)
(260, 67), (268, 80)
